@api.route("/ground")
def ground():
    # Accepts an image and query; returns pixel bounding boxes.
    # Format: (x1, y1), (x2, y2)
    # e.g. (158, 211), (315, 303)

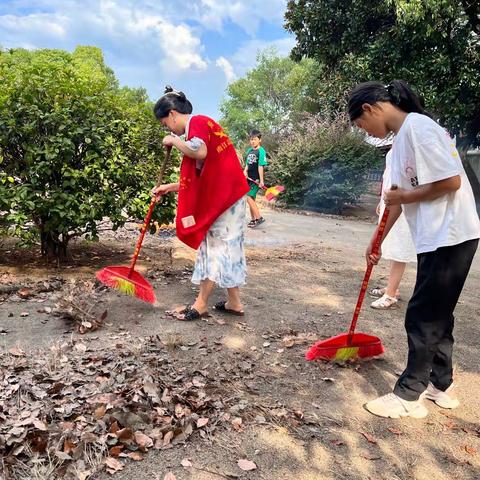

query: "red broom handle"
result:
(247, 176), (268, 191)
(128, 147), (172, 277)
(346, 185), (397, 341)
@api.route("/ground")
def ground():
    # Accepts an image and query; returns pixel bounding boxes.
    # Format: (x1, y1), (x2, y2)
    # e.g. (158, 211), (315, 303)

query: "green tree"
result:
(285, 0), (480, 148)
(0, 46), (176, 260)
(219, 48), (322, 143)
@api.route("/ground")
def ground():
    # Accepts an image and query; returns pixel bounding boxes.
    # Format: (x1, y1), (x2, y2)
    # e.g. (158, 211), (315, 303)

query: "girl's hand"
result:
(383, 187), (405, 206)
(162, 135), (178, 148)
(375, 202), (381, 216)
(259, 181), (265, 188)
(365, 236), (382, 266)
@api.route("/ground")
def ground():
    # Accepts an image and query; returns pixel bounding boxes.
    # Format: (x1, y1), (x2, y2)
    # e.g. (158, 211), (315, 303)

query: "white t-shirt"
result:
(390, 113), (480, 254)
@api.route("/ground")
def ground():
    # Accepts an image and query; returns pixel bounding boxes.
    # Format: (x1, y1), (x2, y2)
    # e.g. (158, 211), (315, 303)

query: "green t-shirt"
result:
(245, 146), (267, 181)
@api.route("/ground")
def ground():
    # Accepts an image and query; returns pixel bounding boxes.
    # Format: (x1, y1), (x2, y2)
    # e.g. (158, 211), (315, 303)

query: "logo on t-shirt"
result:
(247, 152), (258, 165)
(405, 166), (418, 187)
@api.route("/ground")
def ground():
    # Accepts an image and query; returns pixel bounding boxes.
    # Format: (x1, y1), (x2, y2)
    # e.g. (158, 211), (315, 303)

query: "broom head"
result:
(264, 185), (285, 201)
(306, 332), (384, 361)
(96, 266), (156, 304)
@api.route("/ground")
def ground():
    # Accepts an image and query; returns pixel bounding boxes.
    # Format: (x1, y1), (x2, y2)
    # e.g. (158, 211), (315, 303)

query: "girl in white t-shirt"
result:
(348, 80), (480, 420)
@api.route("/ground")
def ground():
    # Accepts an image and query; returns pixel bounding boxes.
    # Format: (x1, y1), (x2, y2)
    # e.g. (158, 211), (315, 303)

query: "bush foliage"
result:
(0, 46), (176, 259)
(270, 115), (383, 214)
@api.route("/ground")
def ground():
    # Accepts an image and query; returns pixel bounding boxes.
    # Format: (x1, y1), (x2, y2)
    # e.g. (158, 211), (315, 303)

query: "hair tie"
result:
(385, 84), (400, 105)
(164, 85), (182, 97)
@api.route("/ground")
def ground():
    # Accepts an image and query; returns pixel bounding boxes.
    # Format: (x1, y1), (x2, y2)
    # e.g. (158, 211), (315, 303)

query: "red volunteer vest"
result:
(176, 115), (249, 249)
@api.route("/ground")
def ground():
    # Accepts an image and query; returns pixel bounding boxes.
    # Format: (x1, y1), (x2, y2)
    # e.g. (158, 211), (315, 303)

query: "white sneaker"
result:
(365, 393), (428, 418)
(422, 382), (460, 409)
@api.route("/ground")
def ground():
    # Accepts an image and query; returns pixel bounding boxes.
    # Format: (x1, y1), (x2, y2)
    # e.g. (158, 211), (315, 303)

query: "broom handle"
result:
(247, 176), (268, 191)
(347, 185), (398, 341)
(128, 147), (172, 277)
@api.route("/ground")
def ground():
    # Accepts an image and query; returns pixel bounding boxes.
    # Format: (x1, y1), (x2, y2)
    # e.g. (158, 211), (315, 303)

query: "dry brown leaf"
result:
(76, 470), (92, 480)
(231, 417), (243, 431)
(32, 419), (48, 431)
(445, 419), (460, 430)
(180, 458), (192, 468)
(116, 428), (133, 441)
(94, 405), (106, 419)
(105, 457), (124, 473)
(361, 432), (378, 444)
(163, 430), (174, 446)
(164, 473), (176, 480)
(125, 451), (143, 461)
(464, 445), (477, 455)
(63, 438), (77, 454)
(9, 346), (25, 357)
(361, 453), (382, 461)
(74, 343), (87, 354)
(18, 288), (34, 299)
(196, 417), (209, 428)
(237, 459), (257, 471)
(330, 439), (345, 447)
(387, 427), (403, 435)
(109, 445), (124, 457)
(134, 431), (153, 449)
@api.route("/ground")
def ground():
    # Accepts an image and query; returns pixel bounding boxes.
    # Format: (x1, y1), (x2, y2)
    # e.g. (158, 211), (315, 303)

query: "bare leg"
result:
(191, 279), (215, 313)
(385, 260), (406, 298)
(246, 196), (261, 220)
(225, 287), (243, 312)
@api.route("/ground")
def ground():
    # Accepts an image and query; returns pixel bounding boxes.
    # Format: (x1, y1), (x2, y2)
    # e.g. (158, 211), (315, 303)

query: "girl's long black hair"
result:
(153, 85), (193, 119)
(348, 80), (428, 121)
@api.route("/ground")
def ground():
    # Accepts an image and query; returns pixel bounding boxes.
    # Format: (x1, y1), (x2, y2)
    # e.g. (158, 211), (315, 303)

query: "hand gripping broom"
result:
(306, 200), (394, 361)
(96, 147), (172, 304)
(247, 177), (285, 201)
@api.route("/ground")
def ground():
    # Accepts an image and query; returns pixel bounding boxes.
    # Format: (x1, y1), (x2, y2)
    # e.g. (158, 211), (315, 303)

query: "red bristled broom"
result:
(306, 192), (396, 361)
(96, 147), (172, 304)
(247, 177), (285, 201)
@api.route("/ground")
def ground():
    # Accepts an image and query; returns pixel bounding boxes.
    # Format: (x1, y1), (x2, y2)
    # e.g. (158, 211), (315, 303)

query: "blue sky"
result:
(0, 0), (295, 119)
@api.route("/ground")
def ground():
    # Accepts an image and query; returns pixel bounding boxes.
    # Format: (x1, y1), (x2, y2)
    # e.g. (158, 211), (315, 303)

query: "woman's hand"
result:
(151, 183), (178, 201)
(375, 202), (381, 216)
(259, 181), (265, 188)
(162, 135), (179, 148)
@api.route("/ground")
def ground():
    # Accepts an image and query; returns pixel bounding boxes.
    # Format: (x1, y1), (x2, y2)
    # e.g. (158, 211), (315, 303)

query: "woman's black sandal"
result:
(214, 301), (244, 316)
(181, 308), (209, 321)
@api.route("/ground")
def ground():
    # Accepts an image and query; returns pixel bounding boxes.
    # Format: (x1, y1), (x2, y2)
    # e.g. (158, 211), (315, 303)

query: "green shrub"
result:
(269, 114), (383, 213)
(0, 47), (177, 259)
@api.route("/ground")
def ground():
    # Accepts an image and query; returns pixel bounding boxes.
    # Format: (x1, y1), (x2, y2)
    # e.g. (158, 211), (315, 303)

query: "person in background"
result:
(244, 130), (267, 228)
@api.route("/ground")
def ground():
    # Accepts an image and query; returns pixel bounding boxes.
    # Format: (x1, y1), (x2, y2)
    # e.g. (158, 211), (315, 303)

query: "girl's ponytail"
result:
(348, 80), (429, 121)
(387, 80), (428, 117)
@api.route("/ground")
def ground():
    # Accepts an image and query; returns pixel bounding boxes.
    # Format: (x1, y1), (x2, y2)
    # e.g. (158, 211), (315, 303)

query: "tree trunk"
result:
(40, 230), (68, 263)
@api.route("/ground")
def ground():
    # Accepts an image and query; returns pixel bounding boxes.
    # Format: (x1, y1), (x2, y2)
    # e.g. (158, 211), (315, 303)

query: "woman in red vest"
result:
(152, 87), (249, 321)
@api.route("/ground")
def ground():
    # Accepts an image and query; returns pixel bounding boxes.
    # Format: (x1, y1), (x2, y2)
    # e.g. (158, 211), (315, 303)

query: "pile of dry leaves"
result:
(0, 336), (238, 479)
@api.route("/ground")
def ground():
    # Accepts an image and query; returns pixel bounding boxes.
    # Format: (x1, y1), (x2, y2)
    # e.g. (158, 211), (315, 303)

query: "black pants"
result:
(394, 238), (479, 401)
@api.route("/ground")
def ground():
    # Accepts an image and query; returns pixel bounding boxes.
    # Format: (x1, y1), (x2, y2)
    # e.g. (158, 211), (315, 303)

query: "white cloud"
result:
(216, 56), (236, 83)
(228, 36), (296, 77)
(0, 13), (68, 38)
(0, 1), (208, 72)
(197, 0), (288, 35)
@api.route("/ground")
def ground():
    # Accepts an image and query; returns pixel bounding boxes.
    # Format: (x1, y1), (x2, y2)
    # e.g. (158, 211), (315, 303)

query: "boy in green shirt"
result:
(243, 130), (267, 227)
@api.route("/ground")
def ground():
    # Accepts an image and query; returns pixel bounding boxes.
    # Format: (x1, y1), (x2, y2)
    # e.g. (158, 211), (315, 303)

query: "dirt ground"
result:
(1, 202), (479, 480)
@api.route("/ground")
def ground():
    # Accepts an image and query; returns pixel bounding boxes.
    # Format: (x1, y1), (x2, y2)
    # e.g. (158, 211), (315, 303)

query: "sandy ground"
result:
(1, 204), (479, 480)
